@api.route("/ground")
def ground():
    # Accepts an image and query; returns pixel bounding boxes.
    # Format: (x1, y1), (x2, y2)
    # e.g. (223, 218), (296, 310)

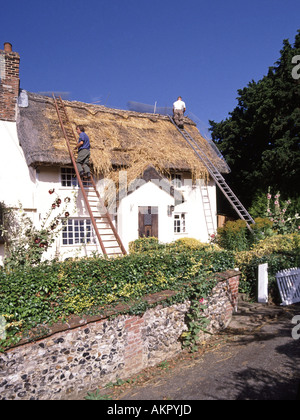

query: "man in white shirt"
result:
(173, 96), (186, 128)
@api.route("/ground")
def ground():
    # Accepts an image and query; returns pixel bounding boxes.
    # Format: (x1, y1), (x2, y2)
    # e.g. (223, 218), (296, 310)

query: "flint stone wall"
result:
(0, 270), (239, 400)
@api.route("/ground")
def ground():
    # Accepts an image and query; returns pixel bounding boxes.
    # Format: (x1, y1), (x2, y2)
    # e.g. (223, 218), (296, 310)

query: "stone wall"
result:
(0, 270), (239, 400)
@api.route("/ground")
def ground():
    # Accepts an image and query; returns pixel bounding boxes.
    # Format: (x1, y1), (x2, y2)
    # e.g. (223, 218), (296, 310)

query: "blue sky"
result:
(2, 0), (300, 137)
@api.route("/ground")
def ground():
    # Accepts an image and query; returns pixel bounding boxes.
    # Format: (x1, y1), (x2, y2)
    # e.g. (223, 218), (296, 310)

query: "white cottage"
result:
(0, 43), (230, 264)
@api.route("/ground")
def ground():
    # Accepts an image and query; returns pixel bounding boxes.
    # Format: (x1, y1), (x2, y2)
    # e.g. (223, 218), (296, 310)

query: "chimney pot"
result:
(4, 42), (12, 53)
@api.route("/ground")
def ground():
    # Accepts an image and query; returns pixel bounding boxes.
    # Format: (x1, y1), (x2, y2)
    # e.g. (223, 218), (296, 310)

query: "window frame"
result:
(60, 167), (78, 188)
(171, 173), (183, 189)
(173, 212), (186, 234)
(61, 218), (96, 246)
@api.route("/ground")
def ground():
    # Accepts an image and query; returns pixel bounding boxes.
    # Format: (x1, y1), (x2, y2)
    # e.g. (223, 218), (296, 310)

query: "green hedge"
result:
(0, 247), (235, 350)
(234, 233), (300, 299)
(237, 252), (298, 301)
(2, 232), (298, 350)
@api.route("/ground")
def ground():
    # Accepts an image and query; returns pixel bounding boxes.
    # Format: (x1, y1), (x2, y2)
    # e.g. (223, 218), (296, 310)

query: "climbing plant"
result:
(1, 189), (74, 269)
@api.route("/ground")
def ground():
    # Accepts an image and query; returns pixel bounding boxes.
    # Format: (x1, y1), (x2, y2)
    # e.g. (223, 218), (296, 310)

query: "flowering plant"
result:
(1, 189), (73, 269)
(266, 188), (299, 234)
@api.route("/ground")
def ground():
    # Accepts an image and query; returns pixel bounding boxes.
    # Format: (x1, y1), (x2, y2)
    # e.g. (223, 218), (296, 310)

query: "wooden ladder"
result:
(52, 94), (127, 257)
(168, 116), (255, 231)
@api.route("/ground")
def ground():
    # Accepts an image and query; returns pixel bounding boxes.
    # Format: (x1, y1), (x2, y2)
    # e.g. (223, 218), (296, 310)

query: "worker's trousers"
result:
(76, 148), (90, 174)
(173, 109), (184, 127)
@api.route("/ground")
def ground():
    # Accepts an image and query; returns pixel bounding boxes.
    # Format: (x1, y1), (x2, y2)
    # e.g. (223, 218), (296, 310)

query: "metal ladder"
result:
(168, 116), (255, 231)
(53, 95), (127, 257)
(199, 180), (216, 237)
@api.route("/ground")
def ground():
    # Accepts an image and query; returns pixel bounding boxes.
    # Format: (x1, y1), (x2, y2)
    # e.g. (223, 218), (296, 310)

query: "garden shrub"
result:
(128, 237), (164, 253)
(235, 233), (299, 299)
(248, 217), (274, 245)
(171, 237), (215, 251)
(129, 236), (221, 254)
(265, 190), (299, 234)
(0, 247), (235, 351)
(250, 233), (300, 255)
(250, 188), (300, 234)
(173, 237), (204, 249)
(216, 220), (249, 251)
(1, 193), (74, 269)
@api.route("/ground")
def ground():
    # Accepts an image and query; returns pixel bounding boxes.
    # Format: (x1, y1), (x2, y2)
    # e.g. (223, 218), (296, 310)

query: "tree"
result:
(209, 30), (300, 211)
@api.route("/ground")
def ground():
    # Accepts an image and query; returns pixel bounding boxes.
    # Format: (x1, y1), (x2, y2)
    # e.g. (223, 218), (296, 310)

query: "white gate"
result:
(276, 268), (300, 306)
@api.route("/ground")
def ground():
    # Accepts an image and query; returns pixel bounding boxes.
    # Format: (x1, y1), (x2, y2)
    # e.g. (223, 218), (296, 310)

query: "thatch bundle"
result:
(17, 93), (229, 190)
(65, 103), (211, 186)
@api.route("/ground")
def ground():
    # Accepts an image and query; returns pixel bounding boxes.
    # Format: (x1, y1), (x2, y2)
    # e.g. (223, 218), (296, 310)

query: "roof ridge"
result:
(25, 91), (195, 125)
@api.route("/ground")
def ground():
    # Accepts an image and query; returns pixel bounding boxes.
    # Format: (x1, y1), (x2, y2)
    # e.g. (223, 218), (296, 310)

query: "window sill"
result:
(61, 244), (97, 247)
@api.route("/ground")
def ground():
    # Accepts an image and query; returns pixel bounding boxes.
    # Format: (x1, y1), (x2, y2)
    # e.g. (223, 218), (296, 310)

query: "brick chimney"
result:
(0, 42), (20, 121)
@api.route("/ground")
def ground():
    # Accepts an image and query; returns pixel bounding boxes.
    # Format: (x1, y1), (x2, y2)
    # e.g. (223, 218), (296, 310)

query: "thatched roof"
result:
(17, 92), (229, 186)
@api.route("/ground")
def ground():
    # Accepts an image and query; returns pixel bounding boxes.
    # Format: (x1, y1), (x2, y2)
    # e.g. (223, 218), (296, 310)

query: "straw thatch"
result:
(17, 92), (229, 187)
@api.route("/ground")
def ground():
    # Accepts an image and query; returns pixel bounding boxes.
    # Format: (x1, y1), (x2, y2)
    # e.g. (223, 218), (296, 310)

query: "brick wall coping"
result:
(214, 269), (241, 281)
(5, 269), (241, 352)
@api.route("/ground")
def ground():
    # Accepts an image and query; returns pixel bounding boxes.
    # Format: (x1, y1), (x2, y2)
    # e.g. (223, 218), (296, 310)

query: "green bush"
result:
(216, 220), (249, 251)
(169, 237), (222, 253)
(1, 194), (74, 270)
(234, 233), (300, 299)
(215, 218), (299, 300)
(129, 236), (221, 254)
(129, 237), (164, 253)
(172, 237), (205, 250)
(0, 247), (235, 350)
(236, 252), (298, 301)
(248, 217), (274, 245)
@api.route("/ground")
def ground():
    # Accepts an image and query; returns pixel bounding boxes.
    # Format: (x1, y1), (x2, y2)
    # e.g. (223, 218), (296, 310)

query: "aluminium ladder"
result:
(53, 94), (127, 257)
(168, 116), (255, 231)
(199, 180), (216, 237)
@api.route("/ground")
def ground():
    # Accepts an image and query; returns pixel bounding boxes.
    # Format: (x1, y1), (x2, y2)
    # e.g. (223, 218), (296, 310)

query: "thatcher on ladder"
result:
(173, 96), (186, 128)
(74, 125), (91, 179)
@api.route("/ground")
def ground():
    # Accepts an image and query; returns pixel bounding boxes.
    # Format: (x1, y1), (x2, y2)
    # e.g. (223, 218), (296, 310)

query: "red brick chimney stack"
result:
(4, 42), (13, 53)
(0, 42), (20, 121)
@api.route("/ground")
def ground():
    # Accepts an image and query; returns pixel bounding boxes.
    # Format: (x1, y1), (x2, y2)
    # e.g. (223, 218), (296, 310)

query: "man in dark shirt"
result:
(74, 125), (91, 179)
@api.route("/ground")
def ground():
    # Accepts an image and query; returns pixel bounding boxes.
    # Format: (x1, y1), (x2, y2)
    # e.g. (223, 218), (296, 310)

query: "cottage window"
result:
(174, 213), (186, 233)
(62, 218), (96, 245)
(171, 174), (182, 189)
(61, 167), (78, 187)
(60, 167), (92, 187)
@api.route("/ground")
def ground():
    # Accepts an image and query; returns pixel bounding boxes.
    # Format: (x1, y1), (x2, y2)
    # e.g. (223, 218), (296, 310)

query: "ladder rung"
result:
(53, 94), (127, 257)
(105, 246), (122, 249)
(168, 115), (254, 229)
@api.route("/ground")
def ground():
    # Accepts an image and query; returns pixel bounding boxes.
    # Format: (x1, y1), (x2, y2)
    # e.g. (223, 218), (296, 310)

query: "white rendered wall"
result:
(0, 121), (36, 209)
(118, 176), (217, 250)
(0, 121), (36, 265)
(1, 152), (218, 263)
(35, 167), (103, 260)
